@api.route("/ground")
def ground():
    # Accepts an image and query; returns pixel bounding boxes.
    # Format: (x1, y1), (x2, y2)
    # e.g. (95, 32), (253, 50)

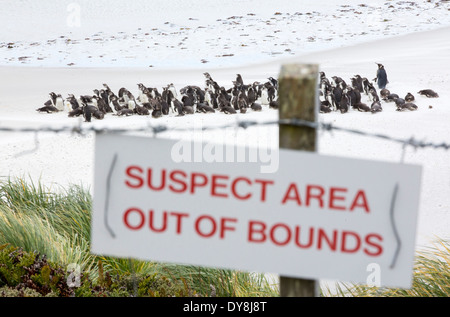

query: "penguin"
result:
(351, 75), (364, 92)
(49, 92), (58, 106)
(269, 99), (279, 109)
(204, 88), (219, 109)
(355, 102), (371, 112)
(138, 84), (150, 104)
(339, 93), (349, 113)
(404, 102), (418, 111)
(380, 88), (390, 100)
(92, 109), (105, 120)
(247, 86), (257, 105)
(134, 104), (150, 115)
(237, 92), (247, 113)
(93, 95), (109, 114)
(405, 92), (415, 102)
(346, 87), (361, 109)
(325, 91), (337, 111)
(236, 74), (244, 88)
(251, 102), (262, 112)
(397, 102), (418, 111)
(36, 104), (59, 113)
(320, 100), (332, 113)
(151, 107), (162, 118)
(66, 94), (80, 110)
(196, 102), (215, 113)
(258, 85), (270, 105)
(183, 104), (195, 114)
(171, 98), (185, 116)
(265, 82), (276, 103)
(332, 76), (346, 89)
(418, 89), (439, 98)
(332, 85), (343, 109)
(167, 83), (178, 100)
(115, 108), (134, 116)
(221, 105), (237, 114)
(218, 87), (232, 109)
(159, 96), (170, 115)
(395, 98), (406, 108)
(375, 63), (388, 89)
(385, 93), (399, 103)
(127, 98), (137, 110)
(362, 78), (375, 95)
(110, 95), (125, 112)
(368, 88), (380, 102)
(268, 76), (278, 90)
(371, 100), (383, 113)
(68, 107), (84, 117)
(55, 94), (65, 111)
(83, 105), (98, 122)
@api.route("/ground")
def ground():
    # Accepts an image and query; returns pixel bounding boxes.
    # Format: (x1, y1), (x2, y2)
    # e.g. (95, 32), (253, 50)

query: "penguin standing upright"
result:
(375, 63), (388, 89)
(55, 94), (65, 111)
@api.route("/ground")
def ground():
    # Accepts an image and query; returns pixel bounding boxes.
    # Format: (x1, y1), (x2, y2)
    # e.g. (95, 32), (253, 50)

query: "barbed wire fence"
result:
(1, 118), (450, 157)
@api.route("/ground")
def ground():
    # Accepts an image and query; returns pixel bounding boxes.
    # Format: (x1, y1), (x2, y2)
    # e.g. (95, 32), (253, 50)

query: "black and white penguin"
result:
(236, 74), (244, 88)
(251, 102), (262, 112)
(268, 76), (278, 90)
(83, 104), (99, 122)
(395, 98), (406, 108)
(346, 86), (361, 109)
(375, 63), (388, 89)
(172, 98), (185, 116)
(371, 100), (383, 113)
(418, 89), (439, 98)
(36, 104), (59, 113)
(269, 99), (279, 109)
(339, 93), (349, 113)
(247, 86), (257, 105)
(237, 92), (248, 113)
(362, 78), (375, 95)
(115, 108), (134, 116)
(380, 88), (390, 101)
(405, 92), (415, 102)
(351, 75), (364, 92)
(66, 94), (80, 110)
(355, 102), (371, 112)
(397, 102), (418, 111)
(55, 94), (65, 111)
(368, 88), (380, 102)
(134, 103), (150, 116)
(320, 100), (332, 113)
(68, 107), (84, 117)
(385, 93), (399, 103)
(196, 102), (215, 113)
(49, 92), (58, 106)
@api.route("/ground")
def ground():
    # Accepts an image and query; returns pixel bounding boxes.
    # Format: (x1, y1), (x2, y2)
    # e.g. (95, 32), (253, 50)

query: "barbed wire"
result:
(1, 118), (449, 152)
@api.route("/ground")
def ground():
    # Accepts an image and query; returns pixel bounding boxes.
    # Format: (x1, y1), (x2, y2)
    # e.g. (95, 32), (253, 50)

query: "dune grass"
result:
(0, 177), (278, 297)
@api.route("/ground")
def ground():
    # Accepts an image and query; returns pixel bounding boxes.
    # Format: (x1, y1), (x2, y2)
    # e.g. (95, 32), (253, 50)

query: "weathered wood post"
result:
(278, 63), (319, 297)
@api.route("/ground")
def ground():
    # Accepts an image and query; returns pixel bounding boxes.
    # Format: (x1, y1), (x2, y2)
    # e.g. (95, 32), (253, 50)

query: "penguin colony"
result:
(36, 64), (439, 120)
(36, 73), (279, 122)
(319, 63), (439, 114)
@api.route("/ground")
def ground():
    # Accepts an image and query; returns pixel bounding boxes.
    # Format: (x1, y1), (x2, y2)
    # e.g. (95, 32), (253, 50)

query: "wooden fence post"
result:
(278, 63), (319, 297)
